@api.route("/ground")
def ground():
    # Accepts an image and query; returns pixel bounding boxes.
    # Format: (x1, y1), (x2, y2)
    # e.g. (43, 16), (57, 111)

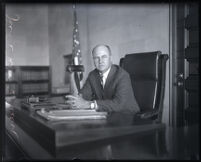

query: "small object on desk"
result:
(27, 95), (39, 103)
(26, 95), (48, 103)
(41, 108), (46, 113)
(38, 96), (48, 102)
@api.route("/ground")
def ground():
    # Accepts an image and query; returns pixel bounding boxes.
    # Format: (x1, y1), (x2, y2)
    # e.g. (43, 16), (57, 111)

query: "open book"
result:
(36, 109), (108, 121)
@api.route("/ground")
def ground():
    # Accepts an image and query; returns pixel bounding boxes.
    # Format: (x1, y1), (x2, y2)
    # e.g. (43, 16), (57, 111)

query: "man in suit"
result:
(66, 44), (140, 113)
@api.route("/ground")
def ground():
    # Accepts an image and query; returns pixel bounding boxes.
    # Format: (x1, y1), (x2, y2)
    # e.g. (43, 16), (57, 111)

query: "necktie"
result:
(100, 72), (104, 88)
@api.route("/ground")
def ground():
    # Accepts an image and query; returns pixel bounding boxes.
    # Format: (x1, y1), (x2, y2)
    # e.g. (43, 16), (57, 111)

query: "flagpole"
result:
(67, 3), (84, 96)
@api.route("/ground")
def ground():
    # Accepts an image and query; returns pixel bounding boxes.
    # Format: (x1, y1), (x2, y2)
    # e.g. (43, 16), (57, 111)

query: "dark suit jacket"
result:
(80, 64), (140, 113)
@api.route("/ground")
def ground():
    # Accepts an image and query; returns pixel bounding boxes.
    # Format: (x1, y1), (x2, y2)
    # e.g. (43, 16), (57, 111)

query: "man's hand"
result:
(65, 94), (91, 109)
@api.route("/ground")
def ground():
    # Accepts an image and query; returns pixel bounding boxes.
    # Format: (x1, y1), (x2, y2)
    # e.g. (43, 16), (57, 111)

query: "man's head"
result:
(92, 44), (112, 73)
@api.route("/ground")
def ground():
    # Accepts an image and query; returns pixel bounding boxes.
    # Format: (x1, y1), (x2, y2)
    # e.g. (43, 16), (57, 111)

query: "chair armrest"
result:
(135, 110), (159, 119)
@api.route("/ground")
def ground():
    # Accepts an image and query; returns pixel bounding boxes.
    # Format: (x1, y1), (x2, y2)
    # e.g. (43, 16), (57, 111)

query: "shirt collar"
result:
(100, 66), (111, 78)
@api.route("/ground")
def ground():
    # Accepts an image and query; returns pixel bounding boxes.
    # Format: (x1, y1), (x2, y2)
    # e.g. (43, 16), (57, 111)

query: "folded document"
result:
(36, 109), (107, 121)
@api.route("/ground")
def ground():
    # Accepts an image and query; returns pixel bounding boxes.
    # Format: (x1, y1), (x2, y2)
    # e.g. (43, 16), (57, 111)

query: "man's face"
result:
(92, 46), (112, 73)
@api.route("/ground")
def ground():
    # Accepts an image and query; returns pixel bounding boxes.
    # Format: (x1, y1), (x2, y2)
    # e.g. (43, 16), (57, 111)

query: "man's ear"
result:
(109, 55), (113, 63)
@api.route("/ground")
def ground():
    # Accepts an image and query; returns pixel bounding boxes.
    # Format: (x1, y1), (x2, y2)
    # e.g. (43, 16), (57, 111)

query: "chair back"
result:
(120, 51), (168, 122)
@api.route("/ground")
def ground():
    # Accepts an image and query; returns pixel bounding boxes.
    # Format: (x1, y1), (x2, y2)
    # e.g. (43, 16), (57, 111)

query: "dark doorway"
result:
(169, 2), (199, 127)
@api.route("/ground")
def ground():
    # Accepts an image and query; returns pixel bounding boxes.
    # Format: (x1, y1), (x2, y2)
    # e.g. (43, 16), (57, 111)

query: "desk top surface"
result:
(7, 96), (163, 128)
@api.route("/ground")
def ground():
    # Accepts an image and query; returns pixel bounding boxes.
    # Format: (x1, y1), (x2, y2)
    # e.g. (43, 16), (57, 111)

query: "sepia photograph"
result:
(2, 1), (199, 160)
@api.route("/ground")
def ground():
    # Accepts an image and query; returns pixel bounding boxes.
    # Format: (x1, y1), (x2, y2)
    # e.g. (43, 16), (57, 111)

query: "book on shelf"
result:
(22, 70), (49, 81)
(22, 83), (48, 93)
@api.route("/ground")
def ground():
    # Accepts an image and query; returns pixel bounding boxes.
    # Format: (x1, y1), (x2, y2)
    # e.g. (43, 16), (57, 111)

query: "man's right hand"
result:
(65, 95), (91, 109)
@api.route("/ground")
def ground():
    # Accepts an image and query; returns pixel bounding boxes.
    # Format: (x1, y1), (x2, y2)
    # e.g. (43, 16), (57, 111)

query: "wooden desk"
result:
(5, 97), (167, 160)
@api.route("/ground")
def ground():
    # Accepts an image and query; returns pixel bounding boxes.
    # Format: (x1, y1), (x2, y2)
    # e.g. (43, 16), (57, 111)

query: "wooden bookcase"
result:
(5, 66), (51, 97)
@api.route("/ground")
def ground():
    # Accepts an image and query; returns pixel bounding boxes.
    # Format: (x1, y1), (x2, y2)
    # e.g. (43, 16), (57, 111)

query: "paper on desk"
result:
(36, 109), (107, 121)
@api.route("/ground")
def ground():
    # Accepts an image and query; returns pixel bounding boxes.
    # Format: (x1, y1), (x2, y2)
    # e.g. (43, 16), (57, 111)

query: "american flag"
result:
(72, 4), (83, 92)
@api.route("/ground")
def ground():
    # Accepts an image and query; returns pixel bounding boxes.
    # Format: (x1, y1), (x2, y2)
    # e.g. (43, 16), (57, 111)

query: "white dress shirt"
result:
(99, 67), (111, 88)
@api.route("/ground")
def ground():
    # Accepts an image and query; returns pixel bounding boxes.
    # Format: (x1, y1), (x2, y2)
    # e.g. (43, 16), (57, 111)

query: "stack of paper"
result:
(21, 101), (56, 111)
(36, 109), (107, 121)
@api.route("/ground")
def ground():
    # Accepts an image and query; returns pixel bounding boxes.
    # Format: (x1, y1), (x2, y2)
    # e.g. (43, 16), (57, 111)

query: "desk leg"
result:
(155, 130), (168, 157)
(102, 145), (113, 160)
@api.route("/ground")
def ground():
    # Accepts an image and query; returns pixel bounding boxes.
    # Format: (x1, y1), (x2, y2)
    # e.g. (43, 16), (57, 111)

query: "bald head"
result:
(92, 45), (111, 57)
(92, 44), (112, 73)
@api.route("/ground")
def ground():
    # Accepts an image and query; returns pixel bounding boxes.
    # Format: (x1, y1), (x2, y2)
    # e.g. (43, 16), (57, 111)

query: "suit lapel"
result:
(94, 69), (104, 97)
